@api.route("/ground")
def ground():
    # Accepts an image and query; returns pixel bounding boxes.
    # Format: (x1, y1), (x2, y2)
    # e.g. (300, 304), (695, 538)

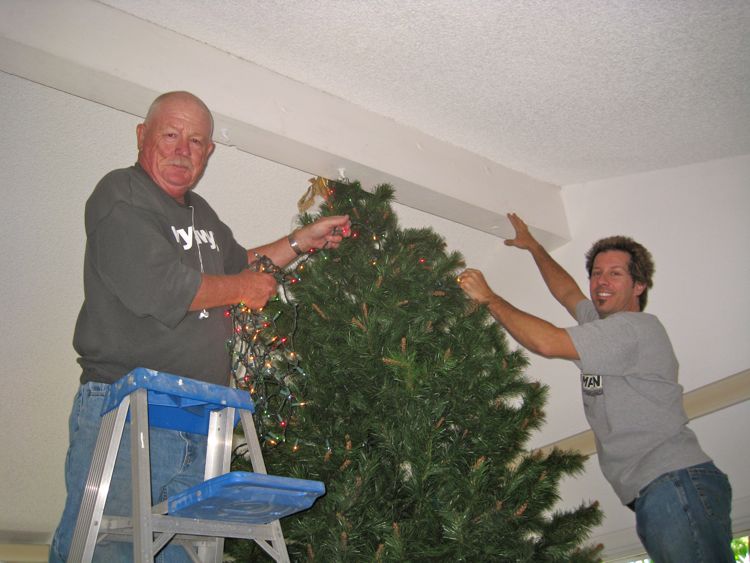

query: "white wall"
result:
(1, 72), (748, 560)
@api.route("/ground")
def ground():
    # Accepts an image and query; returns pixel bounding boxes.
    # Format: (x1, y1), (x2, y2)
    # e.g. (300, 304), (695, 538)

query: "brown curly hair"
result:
(585, 236), (655, 311)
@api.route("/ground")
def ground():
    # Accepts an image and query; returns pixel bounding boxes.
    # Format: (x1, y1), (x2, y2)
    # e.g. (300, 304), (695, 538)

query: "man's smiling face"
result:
(589, 250), (645, 317)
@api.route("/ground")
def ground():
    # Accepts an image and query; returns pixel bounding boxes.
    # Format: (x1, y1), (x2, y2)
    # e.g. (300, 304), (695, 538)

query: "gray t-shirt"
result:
(73, 164), (249, 385)
(566, 300), (710, 504)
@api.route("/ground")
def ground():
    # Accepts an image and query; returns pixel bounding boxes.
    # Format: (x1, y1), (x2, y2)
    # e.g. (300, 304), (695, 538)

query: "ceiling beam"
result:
(0, 0), (570, 248)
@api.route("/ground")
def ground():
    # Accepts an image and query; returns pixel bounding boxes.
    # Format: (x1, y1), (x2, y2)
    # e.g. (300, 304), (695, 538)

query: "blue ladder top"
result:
(101, 368), (255, 435)
(99, 368), (326, 524)
(168, 471), (326, 524)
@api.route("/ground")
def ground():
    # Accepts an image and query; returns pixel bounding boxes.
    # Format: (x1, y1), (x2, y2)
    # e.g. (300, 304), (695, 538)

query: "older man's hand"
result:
(295, 215), (352, 252)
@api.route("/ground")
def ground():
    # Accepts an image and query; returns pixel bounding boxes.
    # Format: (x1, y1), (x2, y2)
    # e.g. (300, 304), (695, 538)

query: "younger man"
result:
(459, 213), (733, 562)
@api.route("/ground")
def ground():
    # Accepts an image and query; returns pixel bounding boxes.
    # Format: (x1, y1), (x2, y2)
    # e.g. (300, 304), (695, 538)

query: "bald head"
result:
(144, 91), (214, 137)
(136, 91), (215, 203)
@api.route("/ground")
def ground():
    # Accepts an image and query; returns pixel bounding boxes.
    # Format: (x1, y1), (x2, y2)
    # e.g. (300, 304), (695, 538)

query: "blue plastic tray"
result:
(168, 471), (325, 524)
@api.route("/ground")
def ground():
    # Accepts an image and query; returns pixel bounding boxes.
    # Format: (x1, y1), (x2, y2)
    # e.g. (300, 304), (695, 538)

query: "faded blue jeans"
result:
(49, 382), (207, 562)
(633, 461), (734, 563)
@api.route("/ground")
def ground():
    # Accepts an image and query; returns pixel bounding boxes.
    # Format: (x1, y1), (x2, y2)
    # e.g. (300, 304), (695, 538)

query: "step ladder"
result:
(68, 368), (325, 562)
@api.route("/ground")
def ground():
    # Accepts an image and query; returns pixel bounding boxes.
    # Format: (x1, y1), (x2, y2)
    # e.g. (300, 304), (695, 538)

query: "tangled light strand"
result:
(227, 254), (307, 450)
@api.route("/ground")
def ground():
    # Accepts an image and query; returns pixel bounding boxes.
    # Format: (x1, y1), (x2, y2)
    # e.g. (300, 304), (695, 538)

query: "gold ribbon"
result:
(297, 176), (331, 213)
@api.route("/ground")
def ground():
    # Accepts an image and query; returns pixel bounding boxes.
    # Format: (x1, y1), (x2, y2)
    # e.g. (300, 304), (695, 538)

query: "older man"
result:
(459, 213), (733, 563)
(50, 91), (350, 562)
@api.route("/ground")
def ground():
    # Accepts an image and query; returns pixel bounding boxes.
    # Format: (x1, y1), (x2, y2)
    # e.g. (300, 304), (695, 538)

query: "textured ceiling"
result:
(99, 0), (750, 185)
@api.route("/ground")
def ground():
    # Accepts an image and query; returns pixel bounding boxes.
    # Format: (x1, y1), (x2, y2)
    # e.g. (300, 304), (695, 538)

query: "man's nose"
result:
(175, 137), (191, 155)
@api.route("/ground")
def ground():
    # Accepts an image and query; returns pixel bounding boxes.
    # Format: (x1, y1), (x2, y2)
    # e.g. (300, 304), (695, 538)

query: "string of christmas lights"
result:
(227, 254), (307, 451)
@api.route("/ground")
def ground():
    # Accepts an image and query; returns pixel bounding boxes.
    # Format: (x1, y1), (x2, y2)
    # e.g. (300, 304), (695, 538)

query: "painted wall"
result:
(1, 71), (747, 559)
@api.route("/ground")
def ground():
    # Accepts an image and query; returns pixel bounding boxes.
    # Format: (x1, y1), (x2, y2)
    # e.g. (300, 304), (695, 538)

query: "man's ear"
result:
(633, 281), (646, 297)
(136, 123), (145, 151)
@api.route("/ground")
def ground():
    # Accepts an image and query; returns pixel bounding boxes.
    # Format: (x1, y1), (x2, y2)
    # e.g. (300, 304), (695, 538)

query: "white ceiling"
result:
(98, 0), (750, 186)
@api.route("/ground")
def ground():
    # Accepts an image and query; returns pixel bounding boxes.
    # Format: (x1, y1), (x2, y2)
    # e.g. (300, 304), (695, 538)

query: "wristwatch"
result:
(288, 232), (303, 256)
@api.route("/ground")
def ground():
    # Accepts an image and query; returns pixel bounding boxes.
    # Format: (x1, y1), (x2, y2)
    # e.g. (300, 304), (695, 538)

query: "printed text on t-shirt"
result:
(171, 226), (219, 251)
(581, 373), (603, 396)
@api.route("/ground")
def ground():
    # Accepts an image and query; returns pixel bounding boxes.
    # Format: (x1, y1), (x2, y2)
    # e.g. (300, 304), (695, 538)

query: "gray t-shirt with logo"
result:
(565, 299), (710, 504)
(74, 164), (249, 386)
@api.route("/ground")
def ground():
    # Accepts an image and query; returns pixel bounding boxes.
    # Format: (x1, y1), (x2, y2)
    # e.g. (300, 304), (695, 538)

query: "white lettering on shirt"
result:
(172, 226), (194, 250)
(194, 229), (218, 250)
(171, 226), (219, 251)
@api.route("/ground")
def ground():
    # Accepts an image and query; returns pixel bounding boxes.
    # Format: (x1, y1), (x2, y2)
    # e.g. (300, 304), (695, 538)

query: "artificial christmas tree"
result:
(227, 180), (603, 562)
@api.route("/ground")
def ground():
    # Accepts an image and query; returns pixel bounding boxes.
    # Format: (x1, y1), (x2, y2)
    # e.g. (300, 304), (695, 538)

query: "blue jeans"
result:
(49, 382), (208, 562)
(633, 461), (734, 563)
